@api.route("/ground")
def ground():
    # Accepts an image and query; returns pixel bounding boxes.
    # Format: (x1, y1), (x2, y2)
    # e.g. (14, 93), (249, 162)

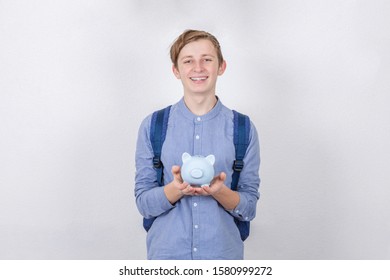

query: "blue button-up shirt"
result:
(135, 97), (261, 259)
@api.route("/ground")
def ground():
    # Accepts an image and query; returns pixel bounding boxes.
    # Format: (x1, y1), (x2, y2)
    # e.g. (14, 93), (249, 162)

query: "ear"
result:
(206, 154), (215, 165)
(182, 152), (191, 163)
(218, 60), (227, 76)
(172, 64), (181, 79)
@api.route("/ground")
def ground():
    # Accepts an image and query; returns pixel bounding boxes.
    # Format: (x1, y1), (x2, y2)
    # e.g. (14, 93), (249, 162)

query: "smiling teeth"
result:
(191, 77), (207, 81)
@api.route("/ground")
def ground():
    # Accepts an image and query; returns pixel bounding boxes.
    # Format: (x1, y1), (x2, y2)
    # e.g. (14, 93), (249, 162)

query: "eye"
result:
(204, 58), (213, 62)
(183, 60), (192, 64)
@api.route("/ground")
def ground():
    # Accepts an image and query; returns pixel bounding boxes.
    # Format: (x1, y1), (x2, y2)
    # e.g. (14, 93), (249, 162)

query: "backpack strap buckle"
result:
(153, 156), (162, 168)
(233, 159), (244, 172)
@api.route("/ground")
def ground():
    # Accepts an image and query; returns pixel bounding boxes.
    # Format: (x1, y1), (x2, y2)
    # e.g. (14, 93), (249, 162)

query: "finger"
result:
(180, 182), (189, 190)
(211, 172), (226, 185)
(171, 165), (183, 182)
(188, 188), (197, 195)
(171, 165), (181, 175)
(201, 186), (213, 195)
(219, 172), (226, 181)
(181, 185), (195, 195)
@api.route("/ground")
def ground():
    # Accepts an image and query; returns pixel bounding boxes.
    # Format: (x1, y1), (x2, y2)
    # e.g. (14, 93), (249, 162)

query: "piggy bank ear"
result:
(182, 152), (191, 163)
(206, 154), (215, 165)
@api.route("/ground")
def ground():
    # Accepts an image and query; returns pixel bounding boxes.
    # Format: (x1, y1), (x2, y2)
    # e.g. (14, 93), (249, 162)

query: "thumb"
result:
(171, 165), (181, 174)
(171, 165), (183, 181)
(219, 172), (226, 182)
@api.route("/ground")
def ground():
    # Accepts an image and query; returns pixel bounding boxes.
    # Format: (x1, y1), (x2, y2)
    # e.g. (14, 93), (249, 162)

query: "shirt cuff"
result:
(155, 186), (176, 212)
(229, 193), (250, 221)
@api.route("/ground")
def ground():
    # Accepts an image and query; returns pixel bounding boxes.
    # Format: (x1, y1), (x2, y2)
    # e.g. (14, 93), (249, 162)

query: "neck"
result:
(183, 94), (218, 116)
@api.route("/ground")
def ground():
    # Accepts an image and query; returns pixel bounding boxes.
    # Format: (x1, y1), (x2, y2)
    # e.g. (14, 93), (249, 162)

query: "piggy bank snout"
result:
(181, 152), (215, 187)
(190, 168), (203, 179)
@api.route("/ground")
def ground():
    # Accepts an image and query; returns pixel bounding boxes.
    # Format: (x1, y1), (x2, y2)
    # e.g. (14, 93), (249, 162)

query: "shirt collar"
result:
(177, 96), (222, 121)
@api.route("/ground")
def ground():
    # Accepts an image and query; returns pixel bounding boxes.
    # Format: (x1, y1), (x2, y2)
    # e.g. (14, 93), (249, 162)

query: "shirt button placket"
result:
(194, 117), (202, 154)
(192, 116), (202, 259)
(192, 196), (200, 259)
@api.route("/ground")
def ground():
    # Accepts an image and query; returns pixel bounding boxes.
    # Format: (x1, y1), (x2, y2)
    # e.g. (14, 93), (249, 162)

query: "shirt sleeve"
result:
(229, 121), (261, 221)
(134, 115), (175, 219)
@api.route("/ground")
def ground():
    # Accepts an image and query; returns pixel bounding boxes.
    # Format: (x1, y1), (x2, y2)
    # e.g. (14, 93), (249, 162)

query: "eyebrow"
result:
(180, 54), (216, 61)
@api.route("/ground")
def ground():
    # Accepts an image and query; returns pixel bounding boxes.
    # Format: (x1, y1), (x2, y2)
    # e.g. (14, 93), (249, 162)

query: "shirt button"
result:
(245, 217), (249, 220)
(193, 203), (198, 207)
(197, 117), (201, 121)
(193, 247), (198, 252)
(195, 135), (200, 140)
(235, 210), (239, 213)
(194, 225), (198, 229)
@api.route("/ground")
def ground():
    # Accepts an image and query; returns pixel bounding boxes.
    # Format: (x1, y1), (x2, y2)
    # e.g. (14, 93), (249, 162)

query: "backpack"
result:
(143, 105), (251, 241)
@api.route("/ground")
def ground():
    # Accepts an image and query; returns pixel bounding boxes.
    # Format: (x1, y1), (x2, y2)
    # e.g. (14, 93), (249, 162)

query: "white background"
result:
(1, 0), (389, 259)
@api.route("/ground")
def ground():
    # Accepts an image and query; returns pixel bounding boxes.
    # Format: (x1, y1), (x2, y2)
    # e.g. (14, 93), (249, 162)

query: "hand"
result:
(193, 172), (227, 196)
(172, 165), (198, 196)
(194, 172), (239, 210)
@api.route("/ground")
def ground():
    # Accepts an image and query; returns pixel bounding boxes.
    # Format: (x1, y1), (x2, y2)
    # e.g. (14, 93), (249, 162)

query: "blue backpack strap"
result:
(232, 110), (251, 241)
(150, 105), (171, 186)
(143, 105), (171, 232)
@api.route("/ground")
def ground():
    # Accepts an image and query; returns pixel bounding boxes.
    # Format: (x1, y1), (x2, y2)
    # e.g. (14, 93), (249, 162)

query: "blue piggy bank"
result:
(181, 152), (215, 187)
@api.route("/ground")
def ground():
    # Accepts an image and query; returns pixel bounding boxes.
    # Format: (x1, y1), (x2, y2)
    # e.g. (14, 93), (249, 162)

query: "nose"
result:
(192, 61), (204, 72)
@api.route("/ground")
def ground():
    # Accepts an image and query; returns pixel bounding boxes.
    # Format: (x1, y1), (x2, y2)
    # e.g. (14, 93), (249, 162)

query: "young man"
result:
(135, 30), (260, 259)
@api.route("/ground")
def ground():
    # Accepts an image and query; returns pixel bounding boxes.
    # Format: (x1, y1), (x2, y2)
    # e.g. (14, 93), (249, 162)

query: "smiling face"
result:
(172, 39), (226, 97)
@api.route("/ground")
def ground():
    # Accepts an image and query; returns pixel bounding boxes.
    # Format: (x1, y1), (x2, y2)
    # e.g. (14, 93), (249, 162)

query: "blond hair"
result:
(170, 30), (224, 68)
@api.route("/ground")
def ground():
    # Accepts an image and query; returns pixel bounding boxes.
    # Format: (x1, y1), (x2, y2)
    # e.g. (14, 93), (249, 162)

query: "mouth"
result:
(190, 76), (208, 82)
